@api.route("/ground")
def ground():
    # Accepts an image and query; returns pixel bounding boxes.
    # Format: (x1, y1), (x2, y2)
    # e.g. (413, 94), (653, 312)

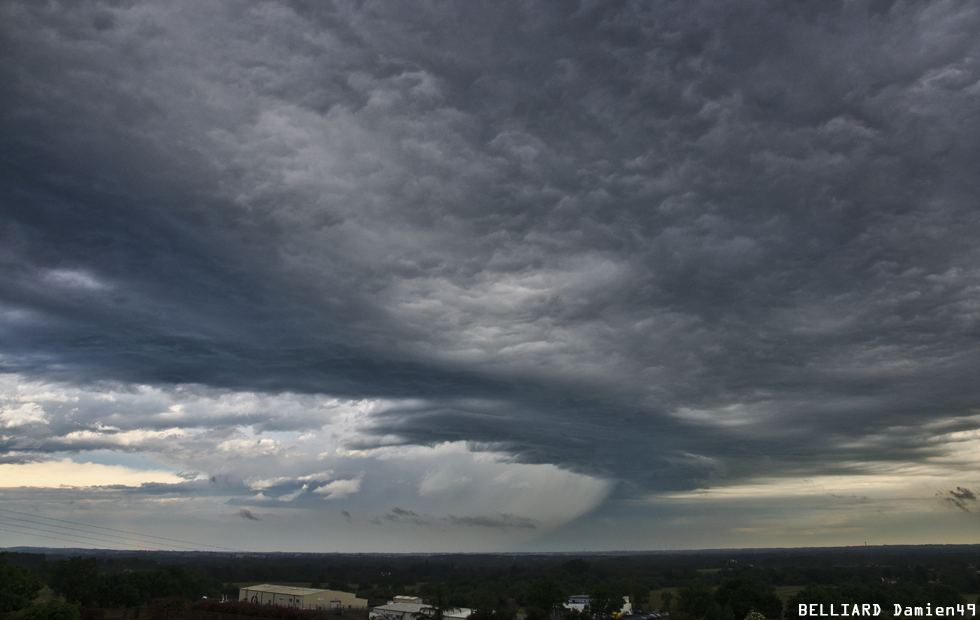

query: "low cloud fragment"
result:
(937, 487), (979, 513)
(382, 507), (425, 524)
(312, 475), (363, 500)
(238, 508), (261, 521)
(447, 514), (537, 529)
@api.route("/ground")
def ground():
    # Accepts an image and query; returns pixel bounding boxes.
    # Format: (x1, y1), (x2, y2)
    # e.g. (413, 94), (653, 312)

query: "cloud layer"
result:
(1, 0), (979, 549)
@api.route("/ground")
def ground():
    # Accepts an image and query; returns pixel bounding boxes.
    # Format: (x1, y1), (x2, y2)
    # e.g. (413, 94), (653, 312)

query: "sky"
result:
(1, 0), (979, 553)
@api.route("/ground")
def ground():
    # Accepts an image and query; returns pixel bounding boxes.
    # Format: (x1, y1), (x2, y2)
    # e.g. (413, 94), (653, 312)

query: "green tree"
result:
(630, 585), (650, 612)
(49, 557), (100, 607)
(471, 584), (511, 620)
(928, 584), (966, 607)
(674, 581), (729, 620)
(562, 560), (590, 578)
(564, 609), (591, 620)
(0, 553), (43, 613)
(418, 586), (452, 620)
(96, 572), (143, 608)
(7, 600), (80, 620)
(587, 583), (622, 619)
(523, 578), (567, 618)
(714, 579), (782, 620)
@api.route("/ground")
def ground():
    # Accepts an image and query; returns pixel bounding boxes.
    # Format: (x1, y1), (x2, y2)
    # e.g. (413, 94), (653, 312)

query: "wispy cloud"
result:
(937, 487), (979, 513)
(447, 514), (537, 529)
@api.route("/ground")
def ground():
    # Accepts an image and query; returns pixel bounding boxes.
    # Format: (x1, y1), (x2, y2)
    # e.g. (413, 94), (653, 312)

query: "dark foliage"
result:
(24, 546), (980, 620)
(713, 578), (782, 620)
(189, 600), (334, 620)
(0, 553), (43, 613)
(672, 581), (729, 620)
(6, 601), (80, 620)
(47, 558), (222, 608)
(50, 558), (101, 607)
(150, 597), (193, 610)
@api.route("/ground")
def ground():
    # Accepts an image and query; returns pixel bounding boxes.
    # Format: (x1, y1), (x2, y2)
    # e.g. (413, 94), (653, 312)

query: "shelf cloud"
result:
(1, 0), (979, 550)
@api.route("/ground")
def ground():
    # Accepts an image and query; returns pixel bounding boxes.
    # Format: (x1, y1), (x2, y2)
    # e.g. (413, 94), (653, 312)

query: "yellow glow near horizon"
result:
(660, 469), (980, 502)
(0, 458), (185, 488)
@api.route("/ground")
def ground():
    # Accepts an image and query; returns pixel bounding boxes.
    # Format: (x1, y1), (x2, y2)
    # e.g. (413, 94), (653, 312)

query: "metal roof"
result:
(241, 585), (337, 596)
(373, 603), (428, 613)
(372, 602), (472, 618)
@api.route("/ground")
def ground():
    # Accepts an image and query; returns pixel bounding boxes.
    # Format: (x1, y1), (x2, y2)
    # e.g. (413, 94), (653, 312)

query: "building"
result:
(565, 595), (590, 612)
(563, 595), (632, 617)
(369, 600), (472, 620)
(239, 584), (368, 610)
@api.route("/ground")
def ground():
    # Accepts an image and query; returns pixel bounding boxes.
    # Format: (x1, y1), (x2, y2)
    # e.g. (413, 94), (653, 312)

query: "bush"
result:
(7, 600), (81, 620)
(149, 597), (192, 609)
(714, 579), (782, 620)
(0, 553), (43, 613)
(188, 600), (332, 620)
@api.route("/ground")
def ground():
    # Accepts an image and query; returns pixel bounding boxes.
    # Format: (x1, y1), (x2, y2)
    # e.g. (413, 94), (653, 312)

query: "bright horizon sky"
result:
(1, 0), (980, 552)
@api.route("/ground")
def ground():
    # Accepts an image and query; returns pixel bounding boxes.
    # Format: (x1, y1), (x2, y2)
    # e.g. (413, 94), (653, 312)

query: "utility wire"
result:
(0, 519), (173, 550)
(0, 515), (197, 551)
(0, 507), (243, 552)
(0, 524), (153, 550)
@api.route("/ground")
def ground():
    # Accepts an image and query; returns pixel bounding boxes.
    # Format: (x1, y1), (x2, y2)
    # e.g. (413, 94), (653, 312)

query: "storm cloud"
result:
(1, 0), (979, 550)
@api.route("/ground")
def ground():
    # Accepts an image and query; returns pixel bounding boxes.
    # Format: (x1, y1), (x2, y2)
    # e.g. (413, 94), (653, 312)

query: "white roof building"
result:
(370, 602), (472, 620)
(563, 596), (631, 617)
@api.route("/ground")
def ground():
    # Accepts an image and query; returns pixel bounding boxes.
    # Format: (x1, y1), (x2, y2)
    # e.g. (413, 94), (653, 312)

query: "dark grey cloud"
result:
(370, 507), (537, 529)
(1, 0), (979, 500)
(381, 507), (424, 525)
(447, 514), (537, 529)
(238, 508), (261, 521)
(0, 452), (49, 465)
(937, 487), (979, 513)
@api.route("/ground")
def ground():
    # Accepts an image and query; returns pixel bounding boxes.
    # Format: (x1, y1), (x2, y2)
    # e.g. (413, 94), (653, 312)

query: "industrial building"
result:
(239, 584), (368, 610)
(369, 599), (472, 620)
(563, 595), (632, 617)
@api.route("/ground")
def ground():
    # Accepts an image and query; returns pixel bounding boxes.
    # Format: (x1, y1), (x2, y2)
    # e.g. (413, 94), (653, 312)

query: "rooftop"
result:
(241, 585), (338, 596)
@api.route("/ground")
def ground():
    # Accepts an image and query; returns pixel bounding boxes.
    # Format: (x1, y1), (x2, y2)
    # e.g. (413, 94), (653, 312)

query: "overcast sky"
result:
(1, 0), (979, 553)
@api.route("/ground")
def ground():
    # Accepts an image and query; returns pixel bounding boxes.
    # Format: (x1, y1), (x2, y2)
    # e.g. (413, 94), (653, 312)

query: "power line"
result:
(0, 519), (170, 550)
(0, 515), (197, 551)
(0, 525), (152, 550)
(0, 507), (243, 552)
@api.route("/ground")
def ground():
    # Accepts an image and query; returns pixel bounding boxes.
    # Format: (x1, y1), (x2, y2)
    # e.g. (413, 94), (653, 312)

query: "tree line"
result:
(1, 553), (226, 612)
(2, 550), (978, 620)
